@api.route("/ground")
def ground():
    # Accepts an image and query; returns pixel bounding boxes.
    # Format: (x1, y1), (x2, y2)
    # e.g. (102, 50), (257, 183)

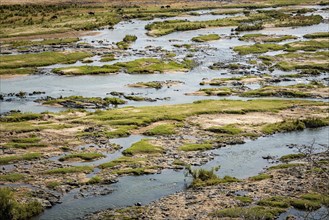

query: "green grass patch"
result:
(112, 167), (157, 175)
(258, 196), (290, 208)
(87, 176), (102, 184)
(285, 39), (329, 52)
(45, 166), (93, 174)
(100, 54), (116, 62)
(249, 173), (272, 181)
(280, 153), (305, 162)
(115, 58), (194, 74)
(262, 120), (305, 134)
(128, 81), (163, 89)
(273, 51), (329, 71)
(178, 143), (212, 151)
(274, 15), (322, 27)
(192, 34), (220, 42)
(116, 35), (137, 49)
(236, 196), (253, 204)
(0, 51), (92, 69)
(235, 22), (263, 31)
(198, 87), (234, 96)
(146, 18), (238, 36)
(54, 58), (194, 75)
(262, 117), (329, 135)
(8, 38), (79, 48)
(53, 65), (120, 75)
(143, 124), (177, 136)
(46, 181), (60, 189)
(234, 43), (285, 55)
(0, 173), (25, 182)
(268, 163), (304, 170)
(122, 139), (164, 156)
(290, 199), (321, 211)
(172, 159), (187, 166)
(304, 32), (329, 39)
(0, 153), (42, 165)
(59, 152), (105, 161)
(98, 156), (145, 169)
(0, 112), (42, 122)
(211, 206), (286, 219)
(239, 34), (297, 42)
(0, 68), (37, 75)
(206, 125), (242, 135)
(41, 95), (126, 107)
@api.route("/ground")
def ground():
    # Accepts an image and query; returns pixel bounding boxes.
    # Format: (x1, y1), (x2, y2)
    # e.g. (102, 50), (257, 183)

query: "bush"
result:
(0, 188), (43, 220)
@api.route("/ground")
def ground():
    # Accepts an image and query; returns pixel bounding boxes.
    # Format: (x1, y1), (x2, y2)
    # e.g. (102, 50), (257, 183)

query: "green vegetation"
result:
(99, 156), (145, 169)
(0, 188), (43, 220)
(100, 54), (116, 62)
(235, 39), (329, 55)
(46, 181), (60, 189)
(143, 124), (177, 136)
(239, 34), (297, 42)
(211, 10), (243, 15)
(269, 51), (329, 71)
(45, 166), (93, 174)
(0, 112), (42, 122)
(241, 82), (328, 98)
(290, 199), (321, 211)
(256, 194), (329, 211)
(189, 168), (239, 188)
(197, 87), (234, 96)
(249, 173), (272, 181)
(192, 34), (220, 42)
(128, 81), (162, 89)
(275, 15), (322, 27)
(235, 23), (263, 31)
(285, 39), (329, 52)
(280, 153), (305, 162)
(59, 152), (105, 161)
(172, 159), (187, 166)
(0, 68), (37, 75)
(268, 163), (304, 170)
(122, 139), (164, 156)
(4, 136), (46, 149)
(206, 125), (242, 135)
(112, 167), (158, 175)
(40, 96), (126, 107)
(236, 196), (253, 204)
(258, 196), (290, 208)
(0, 153), (42, 165)
(54, 58), (194, 75)
(262, 117), (329, 135)
(7, 38), (79, 48)
(0, 173), (25, 182)
(211, 206), (285, 219)
(146, 18), (238, 36)
(87, 176), (102, 184)
(115, 58), (195, 74)
(304, 32), (329, 39)
(145, 10), (319, 36)
(0, 51), (92, 69)
(178, 143), (213, 151)
(116, 35), (137, 49)
(234, 43), (285, 55)
(53, 65), (120, 75)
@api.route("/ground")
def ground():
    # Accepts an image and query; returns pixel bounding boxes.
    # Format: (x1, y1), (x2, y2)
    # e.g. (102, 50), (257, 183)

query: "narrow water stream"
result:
(35, 127), (329, 220)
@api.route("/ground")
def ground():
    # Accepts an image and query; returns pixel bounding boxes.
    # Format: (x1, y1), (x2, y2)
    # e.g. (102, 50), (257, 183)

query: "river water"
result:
(1, 7), (328, 113)
(1, 6), (328, 220)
